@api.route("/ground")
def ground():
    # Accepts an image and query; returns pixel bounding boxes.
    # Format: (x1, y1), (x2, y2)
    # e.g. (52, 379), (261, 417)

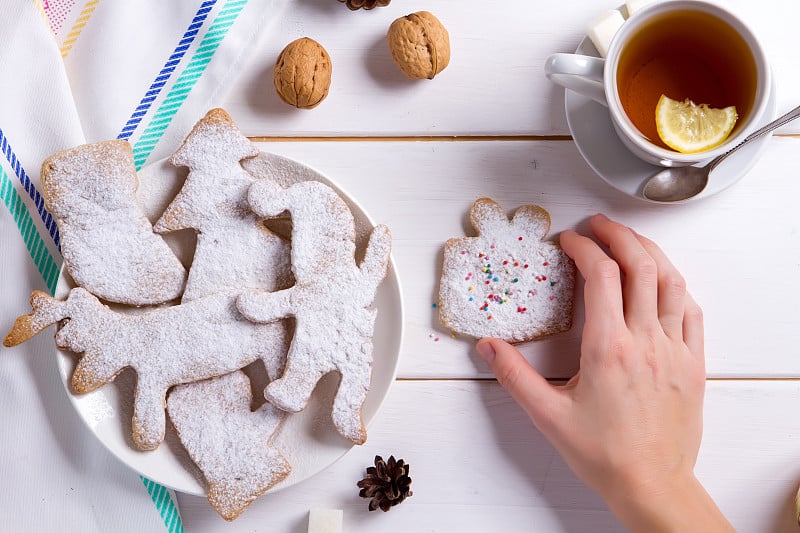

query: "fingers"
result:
(632, 230), (687, 340)
(682, 292), (704, 358)
(566, 214), (700, 353)
(476, 338), (563, 428)
(589, 214), (658, 330)
(559, 229), (625, 336)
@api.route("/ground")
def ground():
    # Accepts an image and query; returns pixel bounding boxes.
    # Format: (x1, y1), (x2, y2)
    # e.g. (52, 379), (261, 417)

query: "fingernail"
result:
(476, 340), (496, 365)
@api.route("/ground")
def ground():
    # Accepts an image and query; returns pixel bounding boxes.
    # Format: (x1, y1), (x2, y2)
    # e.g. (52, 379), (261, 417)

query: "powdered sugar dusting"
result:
(48, 288), (289, 450)
(153, 109), (293, 381)
(41, 140), (187, 305)
(155, 108), (293, 304)
(237, 179), (391, 444)
(9, 108), (397, 507)
(168, 371), (290, 521)
(439, 198), (575, 342)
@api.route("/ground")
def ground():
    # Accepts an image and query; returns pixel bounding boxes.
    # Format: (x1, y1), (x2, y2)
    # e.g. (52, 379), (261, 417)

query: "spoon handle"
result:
(709, 104), (800, 172)
(744, 103), (800, 143)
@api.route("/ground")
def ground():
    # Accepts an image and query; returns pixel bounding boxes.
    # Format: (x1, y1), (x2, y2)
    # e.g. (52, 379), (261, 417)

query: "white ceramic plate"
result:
(564, 36), (777, 202)
(54, 151), (404, 496)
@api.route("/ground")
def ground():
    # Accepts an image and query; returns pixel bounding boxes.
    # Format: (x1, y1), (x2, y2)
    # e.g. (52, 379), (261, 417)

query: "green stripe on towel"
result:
(131, 0), (249, 170)
(142, 476), (185, 533)
(0, 166), (60, 294)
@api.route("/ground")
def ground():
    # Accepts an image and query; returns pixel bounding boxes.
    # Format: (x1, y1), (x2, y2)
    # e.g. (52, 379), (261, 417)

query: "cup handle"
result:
(544, 53), (608, 106)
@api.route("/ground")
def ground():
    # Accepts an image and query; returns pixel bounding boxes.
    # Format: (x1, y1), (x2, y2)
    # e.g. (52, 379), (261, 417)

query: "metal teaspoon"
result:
(642, 103), (800, 202)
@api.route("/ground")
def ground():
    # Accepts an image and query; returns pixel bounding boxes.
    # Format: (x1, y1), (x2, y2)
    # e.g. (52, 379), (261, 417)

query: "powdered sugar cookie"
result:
(154, 108), (295, 501)
(438, 198), (575, 342)
(154, 108), (293, 380)
(237, 179), (391, 445)
(41, 140), (187, 305)
(3, 288), (289, 451)
(167, 371), (290, 521)
(155, 108), (293, 306)
(4, 108), (404, 504)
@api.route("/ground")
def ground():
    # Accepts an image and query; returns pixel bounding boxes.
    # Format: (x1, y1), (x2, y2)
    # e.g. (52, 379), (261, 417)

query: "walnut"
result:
(273, 37), (332, 109)
(387, 12), (450, 80)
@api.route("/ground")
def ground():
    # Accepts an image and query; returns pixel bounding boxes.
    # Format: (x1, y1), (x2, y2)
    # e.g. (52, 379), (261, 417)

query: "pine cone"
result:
(337, 0), (390, 10)
(357, 455), (413, 512)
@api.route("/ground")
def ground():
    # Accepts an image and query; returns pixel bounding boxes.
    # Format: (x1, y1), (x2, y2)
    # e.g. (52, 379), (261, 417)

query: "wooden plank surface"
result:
(206, 2), (800, 530)
(223, 0), (800, 136)
(251, 138), (800, 379)
(175, 380), (800, 532)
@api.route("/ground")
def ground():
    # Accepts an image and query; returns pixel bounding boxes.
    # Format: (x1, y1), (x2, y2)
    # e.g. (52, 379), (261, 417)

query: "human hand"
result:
(476, 214), (732, 532)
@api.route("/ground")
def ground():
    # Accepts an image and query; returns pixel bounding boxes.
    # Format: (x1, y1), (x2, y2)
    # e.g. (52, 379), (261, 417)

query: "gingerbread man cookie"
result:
(438, 198), (575, 342)
(237, 179), (391, 445)
(41, 140), (187, 305)
(167, 371), (290, 521)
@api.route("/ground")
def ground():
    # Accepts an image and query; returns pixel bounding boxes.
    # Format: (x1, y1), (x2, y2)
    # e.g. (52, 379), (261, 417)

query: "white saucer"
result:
(53, 151), (405, 496)
(565, 36), (777, 202)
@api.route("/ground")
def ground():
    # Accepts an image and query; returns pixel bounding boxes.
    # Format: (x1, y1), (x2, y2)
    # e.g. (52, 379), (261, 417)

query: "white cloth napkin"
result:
(0, 0), (283, 529)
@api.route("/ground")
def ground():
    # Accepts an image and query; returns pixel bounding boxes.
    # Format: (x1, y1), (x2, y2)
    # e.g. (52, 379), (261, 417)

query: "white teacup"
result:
(545, 1), (771, 167)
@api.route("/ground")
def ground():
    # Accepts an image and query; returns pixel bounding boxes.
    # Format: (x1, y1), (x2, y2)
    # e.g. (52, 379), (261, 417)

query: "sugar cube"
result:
(625, 0), (658, 17)
(588, 9), (625, 57)
(308, 509), (343, 533)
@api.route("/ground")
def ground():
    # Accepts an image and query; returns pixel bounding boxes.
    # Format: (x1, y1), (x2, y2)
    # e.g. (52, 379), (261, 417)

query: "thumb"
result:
(476, 338), (563, 428)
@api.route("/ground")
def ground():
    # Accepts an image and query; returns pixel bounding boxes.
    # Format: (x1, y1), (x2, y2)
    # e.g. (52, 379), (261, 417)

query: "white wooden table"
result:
(175, 1), (800, 530)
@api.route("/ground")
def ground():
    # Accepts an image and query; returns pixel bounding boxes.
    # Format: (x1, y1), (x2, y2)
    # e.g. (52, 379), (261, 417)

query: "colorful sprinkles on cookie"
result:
(438, 198), (575, 342)
(469, 253), (560, 318)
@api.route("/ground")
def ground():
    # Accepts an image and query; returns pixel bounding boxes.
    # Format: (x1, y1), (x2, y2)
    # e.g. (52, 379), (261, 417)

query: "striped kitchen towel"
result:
(0, 0), (284, 530)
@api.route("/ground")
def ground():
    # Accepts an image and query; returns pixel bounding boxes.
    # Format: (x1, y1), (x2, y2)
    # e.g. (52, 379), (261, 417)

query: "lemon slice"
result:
(655, 95), (738, 153)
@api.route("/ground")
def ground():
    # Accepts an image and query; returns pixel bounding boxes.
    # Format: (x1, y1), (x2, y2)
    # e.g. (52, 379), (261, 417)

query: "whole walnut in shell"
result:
(273, 37), (332, 109)
(387, 12), (450, 80)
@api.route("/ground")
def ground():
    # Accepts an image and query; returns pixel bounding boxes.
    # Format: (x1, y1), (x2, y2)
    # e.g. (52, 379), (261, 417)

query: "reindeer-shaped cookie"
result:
(3, 288), (289, 451)
(438, 198), (575, 342)
(237, 179), (392, 445)
(41, 140), (187, 305)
